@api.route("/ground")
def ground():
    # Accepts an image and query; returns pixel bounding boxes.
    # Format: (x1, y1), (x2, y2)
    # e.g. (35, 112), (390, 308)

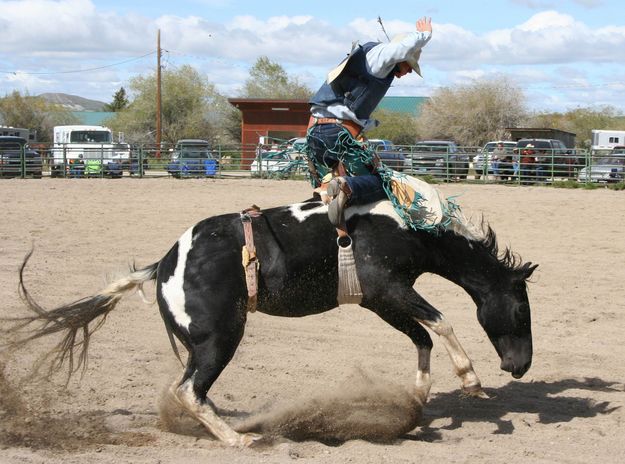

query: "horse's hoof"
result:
(238, 432), (263, 447)
(462, 384), (489, 399)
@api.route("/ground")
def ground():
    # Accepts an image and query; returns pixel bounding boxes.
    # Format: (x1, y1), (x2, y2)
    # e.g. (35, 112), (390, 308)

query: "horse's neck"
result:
(426, 233), (495, 304)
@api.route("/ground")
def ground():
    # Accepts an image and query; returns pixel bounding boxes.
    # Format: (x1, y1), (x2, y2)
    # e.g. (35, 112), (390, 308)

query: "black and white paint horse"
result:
(12, 198), (537, 446)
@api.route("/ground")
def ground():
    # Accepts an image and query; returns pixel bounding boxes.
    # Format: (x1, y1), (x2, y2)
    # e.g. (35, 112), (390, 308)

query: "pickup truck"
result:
(167, 139), (218, 178)
(0, 136), (42, 178)
(368, 139), (407, 172)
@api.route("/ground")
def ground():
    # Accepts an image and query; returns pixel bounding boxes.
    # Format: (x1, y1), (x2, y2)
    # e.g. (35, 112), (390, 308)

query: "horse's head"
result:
(477, 261), (538, 379)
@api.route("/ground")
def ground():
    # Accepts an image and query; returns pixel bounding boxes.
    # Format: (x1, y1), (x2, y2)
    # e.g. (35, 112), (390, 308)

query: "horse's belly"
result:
(257, 286), (337, 317)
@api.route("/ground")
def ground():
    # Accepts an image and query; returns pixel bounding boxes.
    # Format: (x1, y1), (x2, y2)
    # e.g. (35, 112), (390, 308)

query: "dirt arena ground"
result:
(1, 178), (624, 463)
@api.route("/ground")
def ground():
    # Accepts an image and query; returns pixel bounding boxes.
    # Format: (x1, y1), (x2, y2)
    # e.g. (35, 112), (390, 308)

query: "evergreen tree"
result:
(104, 87), (129, 112)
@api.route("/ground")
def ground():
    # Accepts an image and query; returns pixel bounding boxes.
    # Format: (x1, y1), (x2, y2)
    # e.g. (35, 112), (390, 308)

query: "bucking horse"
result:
(5, 185), (537, 446)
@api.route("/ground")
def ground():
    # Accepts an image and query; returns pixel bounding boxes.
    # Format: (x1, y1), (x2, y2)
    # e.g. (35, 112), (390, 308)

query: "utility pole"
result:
(156, 29), (162, 157)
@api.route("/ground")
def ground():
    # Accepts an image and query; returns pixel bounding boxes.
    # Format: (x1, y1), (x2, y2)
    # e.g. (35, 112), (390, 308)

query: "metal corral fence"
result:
(2, 140), (623, 185)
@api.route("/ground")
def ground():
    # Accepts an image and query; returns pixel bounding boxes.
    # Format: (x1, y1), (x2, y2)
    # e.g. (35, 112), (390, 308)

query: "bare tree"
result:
(241, 57), (312, 99)
(416, 77), (527, 146)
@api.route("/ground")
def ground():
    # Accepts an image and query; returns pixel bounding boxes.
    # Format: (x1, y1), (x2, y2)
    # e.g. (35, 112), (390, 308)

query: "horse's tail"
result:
(4, 249), (159, 380)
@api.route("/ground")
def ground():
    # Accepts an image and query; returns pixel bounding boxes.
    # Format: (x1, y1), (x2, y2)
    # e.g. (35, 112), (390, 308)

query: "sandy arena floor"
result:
(1, 178), (624, 463)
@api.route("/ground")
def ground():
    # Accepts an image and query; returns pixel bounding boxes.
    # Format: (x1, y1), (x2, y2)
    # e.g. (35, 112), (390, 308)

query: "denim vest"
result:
(309, 42), (395, 120)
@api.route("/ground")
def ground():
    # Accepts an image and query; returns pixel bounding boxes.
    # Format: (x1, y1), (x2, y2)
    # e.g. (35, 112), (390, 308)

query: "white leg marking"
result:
(417, 316), (484, 395)
(416, 346), (432, 399)
(172, 379), (261, 447)
(161, 227), (194, 330)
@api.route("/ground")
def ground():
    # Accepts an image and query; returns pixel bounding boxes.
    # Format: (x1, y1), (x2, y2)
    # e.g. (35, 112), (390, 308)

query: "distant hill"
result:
(38, 93), (107, 111)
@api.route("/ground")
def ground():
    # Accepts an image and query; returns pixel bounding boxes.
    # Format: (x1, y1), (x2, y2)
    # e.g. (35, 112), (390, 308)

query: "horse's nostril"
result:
(500, 359), (514, 373)
(503, 358), (530, 379)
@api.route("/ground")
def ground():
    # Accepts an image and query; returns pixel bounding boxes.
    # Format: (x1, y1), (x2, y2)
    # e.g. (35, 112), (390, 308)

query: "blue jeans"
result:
(344, 175), (386, 205)
(306, 123), (386, 205)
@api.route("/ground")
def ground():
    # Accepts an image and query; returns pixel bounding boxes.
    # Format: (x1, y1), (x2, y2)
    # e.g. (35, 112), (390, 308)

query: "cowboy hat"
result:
(391, 33), (423, 77)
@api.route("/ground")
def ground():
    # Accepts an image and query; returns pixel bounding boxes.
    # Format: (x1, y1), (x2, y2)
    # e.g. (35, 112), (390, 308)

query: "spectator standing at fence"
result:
(520, 144), (537, 185)
(491, 142), (506, 179)
(306, 17), (433, 227)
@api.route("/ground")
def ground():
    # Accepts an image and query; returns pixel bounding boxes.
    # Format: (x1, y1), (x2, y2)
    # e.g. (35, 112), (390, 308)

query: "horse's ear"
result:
(522, 263), (539, 279)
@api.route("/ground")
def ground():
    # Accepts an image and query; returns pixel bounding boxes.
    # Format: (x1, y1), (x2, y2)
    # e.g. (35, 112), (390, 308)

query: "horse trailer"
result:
(591, 129), (625, 151)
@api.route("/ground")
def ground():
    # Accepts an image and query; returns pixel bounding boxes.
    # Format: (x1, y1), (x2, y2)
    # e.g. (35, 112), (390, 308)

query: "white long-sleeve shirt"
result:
(311, 30), (431, 131)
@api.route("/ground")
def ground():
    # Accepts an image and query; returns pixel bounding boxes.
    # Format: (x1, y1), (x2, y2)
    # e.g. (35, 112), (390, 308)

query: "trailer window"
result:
(70, 131), (112, 143)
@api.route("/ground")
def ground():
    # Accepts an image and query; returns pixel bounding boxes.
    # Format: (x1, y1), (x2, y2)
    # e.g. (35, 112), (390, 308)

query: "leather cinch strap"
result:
(241, 205), (262, 312)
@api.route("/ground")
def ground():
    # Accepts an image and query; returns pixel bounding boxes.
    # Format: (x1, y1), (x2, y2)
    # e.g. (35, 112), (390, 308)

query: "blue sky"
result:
(2, 0), (625, 112)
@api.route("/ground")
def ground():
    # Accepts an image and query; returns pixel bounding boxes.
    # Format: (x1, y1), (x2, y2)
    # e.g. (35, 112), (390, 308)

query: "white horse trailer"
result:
(591, 129), (625, 151)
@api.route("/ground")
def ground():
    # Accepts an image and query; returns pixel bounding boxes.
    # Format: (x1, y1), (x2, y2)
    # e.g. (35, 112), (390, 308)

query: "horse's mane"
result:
(466, 218), (531, 280)
(299, 197), (531, 280)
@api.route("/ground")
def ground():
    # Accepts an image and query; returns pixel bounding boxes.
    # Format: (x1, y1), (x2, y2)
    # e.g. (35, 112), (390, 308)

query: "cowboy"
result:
(520, 144), (537, 184)
(306, 17), (433, 228)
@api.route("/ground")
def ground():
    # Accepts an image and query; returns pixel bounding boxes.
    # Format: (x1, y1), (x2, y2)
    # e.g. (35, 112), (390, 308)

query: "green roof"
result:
(71, 111), (116, 125)
(377, 96), (428, 116)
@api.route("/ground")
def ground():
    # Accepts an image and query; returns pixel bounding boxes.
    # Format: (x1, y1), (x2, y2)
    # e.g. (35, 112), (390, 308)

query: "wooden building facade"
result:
(228, 98), (310, 163)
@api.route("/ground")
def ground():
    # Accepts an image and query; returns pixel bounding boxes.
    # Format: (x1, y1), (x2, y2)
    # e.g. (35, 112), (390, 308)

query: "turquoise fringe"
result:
(302, 126), (462, 234)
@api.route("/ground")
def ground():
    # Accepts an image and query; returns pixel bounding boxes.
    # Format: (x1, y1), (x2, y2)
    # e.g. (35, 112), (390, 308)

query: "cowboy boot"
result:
(326, 177), (350, 227)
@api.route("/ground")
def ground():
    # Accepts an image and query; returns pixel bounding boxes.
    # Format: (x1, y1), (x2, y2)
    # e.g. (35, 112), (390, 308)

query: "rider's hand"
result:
(416, 17), (432, 33)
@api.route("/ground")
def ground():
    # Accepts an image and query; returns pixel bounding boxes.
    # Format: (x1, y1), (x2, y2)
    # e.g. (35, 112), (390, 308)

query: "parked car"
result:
(515, 138), (579, 180)
(409, 140), (470, 179)
(251, 149), (295, 173)
(577, 146), (625, 183)
(368, 139), (407, 171)
(0, 136), (42, 178)
(251, 137), (306, 176)
(167, 139), (218, 178)
(130, 150), (149, 176)
(473, 141), (517, 179)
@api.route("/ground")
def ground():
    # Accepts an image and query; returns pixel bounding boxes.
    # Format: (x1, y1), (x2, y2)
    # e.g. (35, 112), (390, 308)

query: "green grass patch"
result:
(551, 179), (625, 190)
(551, 180), (586, 189)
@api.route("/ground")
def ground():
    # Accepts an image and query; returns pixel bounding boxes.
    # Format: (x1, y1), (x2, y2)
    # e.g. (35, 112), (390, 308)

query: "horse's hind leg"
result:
(172, 379), (260, 446)
(171, 335), (261, 447)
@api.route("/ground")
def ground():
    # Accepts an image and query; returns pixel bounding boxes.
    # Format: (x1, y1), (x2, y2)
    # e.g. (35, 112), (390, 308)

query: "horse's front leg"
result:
(366, 286), (487, 398)
(417, 315), (488, 398)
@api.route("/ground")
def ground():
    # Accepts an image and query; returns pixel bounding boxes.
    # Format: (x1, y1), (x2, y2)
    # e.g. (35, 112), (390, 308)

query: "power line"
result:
(0, 51), (157, 75)
(5, 46), (624, 94)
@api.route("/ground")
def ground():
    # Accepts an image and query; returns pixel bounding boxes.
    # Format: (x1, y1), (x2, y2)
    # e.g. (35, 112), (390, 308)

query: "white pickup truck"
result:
(51, 125), (129, 177)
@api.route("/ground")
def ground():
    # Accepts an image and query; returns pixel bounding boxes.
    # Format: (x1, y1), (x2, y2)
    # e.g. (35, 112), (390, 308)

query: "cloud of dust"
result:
(236, 370), (426, 444)
(0, 359), (153, 451)
(160, 369), (427, 445)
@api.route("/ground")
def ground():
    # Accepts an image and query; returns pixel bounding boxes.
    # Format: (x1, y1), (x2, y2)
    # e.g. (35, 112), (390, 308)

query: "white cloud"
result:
(2, 2), (625, 111)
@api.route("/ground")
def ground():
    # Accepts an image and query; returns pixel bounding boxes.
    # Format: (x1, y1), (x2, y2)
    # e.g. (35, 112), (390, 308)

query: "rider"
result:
(306, 16), (433, 227)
